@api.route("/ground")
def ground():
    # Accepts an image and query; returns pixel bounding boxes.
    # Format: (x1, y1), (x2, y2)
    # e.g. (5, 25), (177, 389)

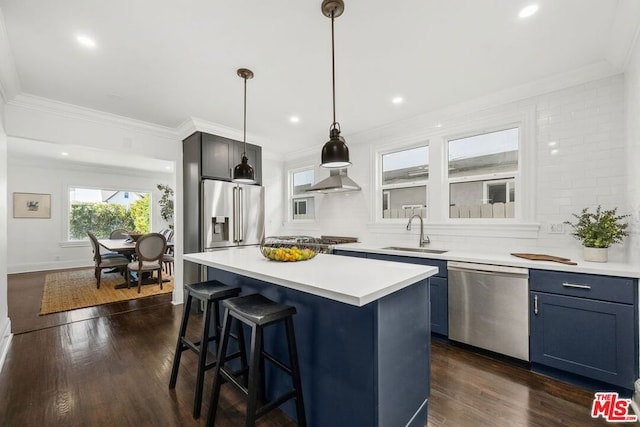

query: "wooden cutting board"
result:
(511, 253), (577, 265)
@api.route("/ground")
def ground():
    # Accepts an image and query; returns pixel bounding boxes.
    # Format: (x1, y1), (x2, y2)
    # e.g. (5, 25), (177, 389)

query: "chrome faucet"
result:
(406, 214), (430, 247)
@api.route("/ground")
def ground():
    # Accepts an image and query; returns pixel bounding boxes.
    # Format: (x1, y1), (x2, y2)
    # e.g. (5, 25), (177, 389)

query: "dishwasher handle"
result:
(447, 261), (529, 277)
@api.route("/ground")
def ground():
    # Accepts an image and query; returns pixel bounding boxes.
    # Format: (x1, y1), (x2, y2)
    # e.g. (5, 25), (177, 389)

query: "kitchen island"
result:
(183, 247), (437, 427)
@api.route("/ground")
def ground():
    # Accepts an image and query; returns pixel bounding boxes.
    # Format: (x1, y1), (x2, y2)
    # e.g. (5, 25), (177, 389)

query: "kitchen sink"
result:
(381, 246), (448, 254)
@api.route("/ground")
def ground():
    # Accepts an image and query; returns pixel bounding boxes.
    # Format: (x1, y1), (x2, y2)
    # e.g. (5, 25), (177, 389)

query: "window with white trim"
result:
(68, 186), (151, 240)
(448, 127), (519, 219)
(290, 168), (315, 221)
(380, 145), (428, 219)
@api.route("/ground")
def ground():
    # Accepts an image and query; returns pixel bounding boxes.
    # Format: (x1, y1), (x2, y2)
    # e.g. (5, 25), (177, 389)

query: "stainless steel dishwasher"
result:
(448, 261), (529, 361)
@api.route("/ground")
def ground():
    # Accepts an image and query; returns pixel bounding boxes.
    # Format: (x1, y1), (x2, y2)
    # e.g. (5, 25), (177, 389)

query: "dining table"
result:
(98, 238), (174, 289)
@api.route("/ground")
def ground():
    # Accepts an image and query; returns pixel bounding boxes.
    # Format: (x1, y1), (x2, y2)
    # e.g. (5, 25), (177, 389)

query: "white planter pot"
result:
(583, 246), (608, 263)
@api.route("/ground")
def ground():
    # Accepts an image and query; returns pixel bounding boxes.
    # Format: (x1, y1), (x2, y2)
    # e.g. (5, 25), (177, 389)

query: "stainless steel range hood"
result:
(307, 168), (361, 194)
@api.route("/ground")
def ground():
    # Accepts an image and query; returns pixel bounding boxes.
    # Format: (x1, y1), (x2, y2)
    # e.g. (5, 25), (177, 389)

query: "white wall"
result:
(262, 154), (285, 236)
(7, 156), (173, 273)
(0, 93), (11, 371)
(280, 74), (630, 261)
(625, 32), (640, 264)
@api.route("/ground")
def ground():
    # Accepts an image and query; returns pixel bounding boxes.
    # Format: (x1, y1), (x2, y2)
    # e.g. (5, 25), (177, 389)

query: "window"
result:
(448, 127), (518, 219)
(293, 199), (308, 216)
(380, 145), (428, 219)
(290, 168), (315, 221)
(68, 187), (151, 240)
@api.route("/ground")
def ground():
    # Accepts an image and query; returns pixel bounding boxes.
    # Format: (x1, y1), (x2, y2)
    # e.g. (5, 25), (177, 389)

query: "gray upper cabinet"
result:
(201, 132), (262, 184)
(201, 133), (234, 181)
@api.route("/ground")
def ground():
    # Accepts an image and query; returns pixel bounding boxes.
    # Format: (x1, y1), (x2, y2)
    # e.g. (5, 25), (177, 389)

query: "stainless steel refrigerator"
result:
(201, 179), (264, 250)
(184, 179), (264, 284)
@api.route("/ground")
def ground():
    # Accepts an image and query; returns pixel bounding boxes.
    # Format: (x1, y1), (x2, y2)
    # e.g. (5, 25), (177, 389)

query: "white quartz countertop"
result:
(333, 243), (640, 278)
(183, 247), (438, 307)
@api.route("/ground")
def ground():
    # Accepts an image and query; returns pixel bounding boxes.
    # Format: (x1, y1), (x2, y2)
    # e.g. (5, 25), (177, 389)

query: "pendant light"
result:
(233, 68), (256, 183)
(320, 0), (351, 168)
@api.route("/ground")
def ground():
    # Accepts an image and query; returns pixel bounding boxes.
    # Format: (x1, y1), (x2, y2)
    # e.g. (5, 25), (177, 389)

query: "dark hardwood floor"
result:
(1, 270), (609, 426)
(8, 268), (175, 334)
(429, 338), (608, 426)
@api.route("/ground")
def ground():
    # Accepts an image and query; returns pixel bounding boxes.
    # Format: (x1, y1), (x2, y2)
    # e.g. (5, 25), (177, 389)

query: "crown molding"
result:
(177, 116), (272, 147)
(7, 93), (178, 139)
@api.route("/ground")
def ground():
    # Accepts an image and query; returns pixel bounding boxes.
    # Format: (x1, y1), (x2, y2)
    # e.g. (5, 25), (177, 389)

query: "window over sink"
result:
(379, 144), (429, 220)
(448, 127), (519, 219)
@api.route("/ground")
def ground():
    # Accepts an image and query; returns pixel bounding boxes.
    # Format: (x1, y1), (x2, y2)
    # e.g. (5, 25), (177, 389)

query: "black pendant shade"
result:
(321, 124), (351, 168)
(233, 68), (256, 184)
(320, 0), (350, 169)
(233, 154), (255, 183)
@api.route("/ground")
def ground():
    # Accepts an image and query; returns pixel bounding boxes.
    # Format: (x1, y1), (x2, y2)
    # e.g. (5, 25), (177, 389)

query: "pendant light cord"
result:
(331, 9), (336, 127)
(243, 77), (247, 156)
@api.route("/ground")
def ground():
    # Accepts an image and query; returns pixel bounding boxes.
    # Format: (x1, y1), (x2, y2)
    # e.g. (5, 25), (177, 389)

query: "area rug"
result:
(40, 268), (173, 315)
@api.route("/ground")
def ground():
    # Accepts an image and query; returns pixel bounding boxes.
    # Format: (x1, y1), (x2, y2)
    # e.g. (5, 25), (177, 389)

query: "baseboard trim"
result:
(171, 289), (184, 305)
(0, 318), (13, 374)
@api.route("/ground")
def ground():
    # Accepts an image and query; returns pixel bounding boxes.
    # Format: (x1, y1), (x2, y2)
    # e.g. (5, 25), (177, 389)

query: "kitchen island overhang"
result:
(184, 247), (437, 427)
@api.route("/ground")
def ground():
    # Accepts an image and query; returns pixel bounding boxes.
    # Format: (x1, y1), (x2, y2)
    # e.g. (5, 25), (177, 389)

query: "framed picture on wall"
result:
(13, 192), (51, 219)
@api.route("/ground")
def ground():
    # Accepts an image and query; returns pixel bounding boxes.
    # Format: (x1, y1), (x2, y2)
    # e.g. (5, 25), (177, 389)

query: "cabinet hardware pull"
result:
(534, 294), (538, 315)
(562, 282), (591, 290)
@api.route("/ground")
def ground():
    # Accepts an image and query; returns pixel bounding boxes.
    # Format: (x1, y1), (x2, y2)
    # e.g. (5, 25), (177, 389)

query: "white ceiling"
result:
(0, 0), (637, 161)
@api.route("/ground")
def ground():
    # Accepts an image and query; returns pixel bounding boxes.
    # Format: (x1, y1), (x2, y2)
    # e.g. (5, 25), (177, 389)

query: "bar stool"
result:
(206, 293), (306, 427)
(169, 280), (246, 418)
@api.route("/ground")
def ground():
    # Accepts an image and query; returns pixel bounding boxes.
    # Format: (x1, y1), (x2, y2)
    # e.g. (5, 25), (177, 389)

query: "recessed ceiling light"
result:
(76, 34), (97, 49)
(392, 96), (404, 105)
(518, 4), (539, 19)
(435, 123), (443, 128)
(548, 141), (557, 147)
(289, 116), (300, 123)
(61, 152), (69, 156)
(550, 149), (559, 155)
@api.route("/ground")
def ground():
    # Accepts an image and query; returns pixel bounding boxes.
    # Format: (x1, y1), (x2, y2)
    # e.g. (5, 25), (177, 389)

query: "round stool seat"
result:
(185, 280), (241, 301)
(224, 293), (297, 326)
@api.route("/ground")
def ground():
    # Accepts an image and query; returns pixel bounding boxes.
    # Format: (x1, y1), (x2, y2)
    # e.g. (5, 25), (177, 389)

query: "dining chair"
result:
(87, 232), (130, 289)
(162, 229), (174, 276)
(110, 228), (130, 239)
(126, 233), (167, 293)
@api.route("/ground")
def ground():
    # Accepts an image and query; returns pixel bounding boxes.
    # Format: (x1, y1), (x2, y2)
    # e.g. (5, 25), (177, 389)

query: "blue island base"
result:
(206, 266), (431, 427)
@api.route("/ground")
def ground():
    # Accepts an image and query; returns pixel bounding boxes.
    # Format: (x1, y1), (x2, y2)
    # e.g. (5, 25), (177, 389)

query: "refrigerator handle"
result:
(239, 187), (244, 242)
(232, 186), (238, 243)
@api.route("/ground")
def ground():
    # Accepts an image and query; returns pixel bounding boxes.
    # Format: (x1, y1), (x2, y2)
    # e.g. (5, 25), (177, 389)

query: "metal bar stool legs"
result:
(168, 281), (243, 419)
(206, 293), (306, 427)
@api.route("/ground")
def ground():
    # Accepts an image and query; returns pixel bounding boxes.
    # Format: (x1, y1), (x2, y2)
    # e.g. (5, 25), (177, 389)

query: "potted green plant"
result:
(564, 205), (629, 262)
(157, 184), (174, 230)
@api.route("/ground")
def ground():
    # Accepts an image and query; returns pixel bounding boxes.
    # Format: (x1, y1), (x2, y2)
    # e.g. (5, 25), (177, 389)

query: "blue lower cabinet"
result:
(333, 249), (367, 258)
(530, 291), (636, 389)
(429, 277), (448, 335)
(334, 250), (448, 336)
